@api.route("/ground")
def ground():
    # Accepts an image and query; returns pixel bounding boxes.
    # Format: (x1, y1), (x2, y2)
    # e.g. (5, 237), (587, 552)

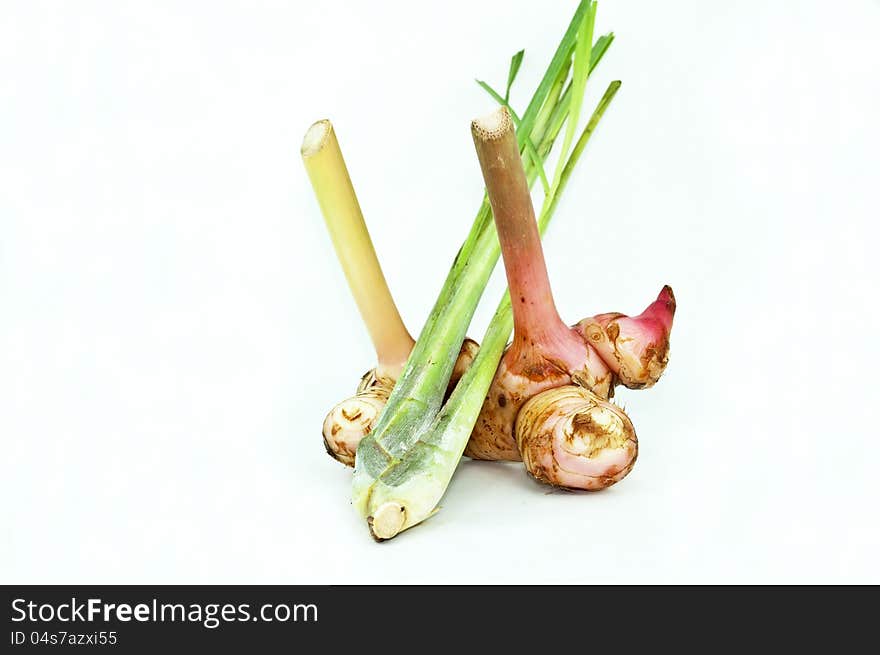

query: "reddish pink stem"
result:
(471, 108), (572, 352)
(498, 193), (568, 349)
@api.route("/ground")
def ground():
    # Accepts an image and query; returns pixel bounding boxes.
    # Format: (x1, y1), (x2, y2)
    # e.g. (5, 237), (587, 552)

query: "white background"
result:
(2, 0), (878, 583)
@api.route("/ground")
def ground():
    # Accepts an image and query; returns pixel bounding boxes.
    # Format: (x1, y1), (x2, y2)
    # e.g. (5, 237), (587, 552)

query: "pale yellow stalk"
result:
(301, 120), (414, 378)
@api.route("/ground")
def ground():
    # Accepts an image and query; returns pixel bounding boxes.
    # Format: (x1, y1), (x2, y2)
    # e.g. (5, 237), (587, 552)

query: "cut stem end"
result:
(301, 119), (332, 157)
(471, 106), (514, 142)
(368, 502), (406, 541)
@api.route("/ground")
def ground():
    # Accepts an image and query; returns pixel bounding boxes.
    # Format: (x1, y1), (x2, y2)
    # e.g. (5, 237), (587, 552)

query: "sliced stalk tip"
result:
(471, 106), (514, 141)
(301, 118), (414, 373)
(301, 119), (331, 157)
(369, 502), (406, 541)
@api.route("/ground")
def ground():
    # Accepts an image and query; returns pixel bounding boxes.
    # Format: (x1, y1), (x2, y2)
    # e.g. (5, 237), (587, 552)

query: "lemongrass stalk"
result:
(365, 84), (621, 540)
(302, 122), (481, 465)
(353, 0), (596, 520)
(302, 120), (414, 378)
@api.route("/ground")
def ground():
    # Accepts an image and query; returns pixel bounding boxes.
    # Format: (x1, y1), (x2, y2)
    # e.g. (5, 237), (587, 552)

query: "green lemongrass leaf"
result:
(532, 56), (572, 146)
(476, 79), (520, 120)
(514, 0), (591, 147)
(531, 30), (611, 150)
(525, 140), (550, 194)
(505, 49), (525, 101)
(541, 80), (621, 221)
(476, 79), (550, 196)
(550, 0), (596, 194)
(590, 32), (613, 70)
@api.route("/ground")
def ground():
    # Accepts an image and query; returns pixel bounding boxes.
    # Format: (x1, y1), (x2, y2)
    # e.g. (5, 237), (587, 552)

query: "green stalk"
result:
(542, 80), (620, 221)
(365, 82), (622, 540)
(353, 1), (597, 521)
(550, 1), (596, 192)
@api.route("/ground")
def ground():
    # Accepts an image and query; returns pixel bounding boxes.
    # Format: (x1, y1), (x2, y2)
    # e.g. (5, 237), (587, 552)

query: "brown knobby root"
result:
(461, 107), (673, 490)
(322, 381), (391, 467)
(575, 285), (676, 389)
(516, 384), (637, 490)
(464, 346), (613, 462)
(466, 287), (676, 463)
(322, 338), (479, 466)
(449, 337), (480, 399)
(464, 106), (614, 462)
